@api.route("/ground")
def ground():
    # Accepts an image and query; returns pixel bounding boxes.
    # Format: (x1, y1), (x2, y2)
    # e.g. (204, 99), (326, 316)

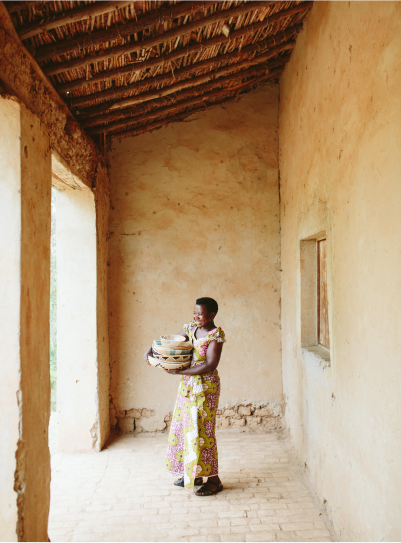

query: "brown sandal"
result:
(174, 476), (203, 487)
(195, 480), (223, 496)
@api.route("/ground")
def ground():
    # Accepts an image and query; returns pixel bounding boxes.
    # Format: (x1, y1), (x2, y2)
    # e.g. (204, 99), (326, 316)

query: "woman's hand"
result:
(143, 346), (152, 365)
(165, 368), (183, 375)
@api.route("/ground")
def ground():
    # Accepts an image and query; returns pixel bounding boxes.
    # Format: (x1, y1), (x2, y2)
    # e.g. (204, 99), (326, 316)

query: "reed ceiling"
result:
(6, 0), (313, 142)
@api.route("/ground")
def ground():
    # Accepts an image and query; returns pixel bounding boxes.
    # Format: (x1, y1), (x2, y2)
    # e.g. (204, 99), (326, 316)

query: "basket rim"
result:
(160, 340), (192, 348)
(152, 345), (193, 355)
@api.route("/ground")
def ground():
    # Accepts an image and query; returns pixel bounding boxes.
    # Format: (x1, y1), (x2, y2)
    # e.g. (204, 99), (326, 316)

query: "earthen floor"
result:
(49, 432), (334, 542)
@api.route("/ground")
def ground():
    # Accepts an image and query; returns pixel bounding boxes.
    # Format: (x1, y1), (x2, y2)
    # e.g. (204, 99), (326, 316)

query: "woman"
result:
(144, 297), (225, 496)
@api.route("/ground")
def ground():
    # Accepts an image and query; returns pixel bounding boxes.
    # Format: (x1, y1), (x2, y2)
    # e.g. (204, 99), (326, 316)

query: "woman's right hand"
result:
(143, 346), (152, 365)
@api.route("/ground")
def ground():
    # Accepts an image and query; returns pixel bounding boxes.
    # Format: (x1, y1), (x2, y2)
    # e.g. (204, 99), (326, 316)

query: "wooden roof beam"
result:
(56, 18), (303, 95)
(74, 49), (290, 116)
(18, 1), (133, 41)
(108, 68), (283, 140)
(4, 1), (44, 14)
(41, 0), (272, 74)
(80, 62), (273, 130)
(88, 71), (281, 136)
(35, 1), (232, 62)
(69, 39), (295, 110)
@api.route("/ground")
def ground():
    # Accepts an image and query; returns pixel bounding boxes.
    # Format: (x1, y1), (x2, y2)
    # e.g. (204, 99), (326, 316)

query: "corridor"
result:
(48, 432), (334, 542)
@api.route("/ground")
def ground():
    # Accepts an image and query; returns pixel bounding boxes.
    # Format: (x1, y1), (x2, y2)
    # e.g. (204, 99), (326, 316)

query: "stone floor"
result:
(49, 432), (334, 542)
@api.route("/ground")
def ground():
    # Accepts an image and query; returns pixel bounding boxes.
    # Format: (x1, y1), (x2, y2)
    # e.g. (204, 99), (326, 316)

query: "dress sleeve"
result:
(183, 321), (196, 336)
(209, 327), (226, 343)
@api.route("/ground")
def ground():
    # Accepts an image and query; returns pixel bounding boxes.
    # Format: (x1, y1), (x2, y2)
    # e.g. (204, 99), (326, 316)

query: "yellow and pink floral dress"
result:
(165, 322), (226, 489)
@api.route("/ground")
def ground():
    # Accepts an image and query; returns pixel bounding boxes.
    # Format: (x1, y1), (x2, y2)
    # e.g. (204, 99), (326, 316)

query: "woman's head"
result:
(194, 297), (218, 328)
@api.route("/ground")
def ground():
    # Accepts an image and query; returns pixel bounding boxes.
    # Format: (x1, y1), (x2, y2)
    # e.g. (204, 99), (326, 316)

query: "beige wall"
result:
(56, 184), (98, 453)
(94, 163), (111, 449)
(108, 87), (282, 432)
(0, 96), (51, 541)
(279, 2), (401, 540)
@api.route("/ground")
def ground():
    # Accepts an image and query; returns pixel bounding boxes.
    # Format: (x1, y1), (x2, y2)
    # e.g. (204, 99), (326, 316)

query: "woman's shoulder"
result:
(183, 321), (197, 333)
(208, 326), (226, 343)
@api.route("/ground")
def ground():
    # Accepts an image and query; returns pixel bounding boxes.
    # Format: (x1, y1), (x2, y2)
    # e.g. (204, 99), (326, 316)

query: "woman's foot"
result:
(194, 477), (223, 496)
(174, 476), (203, 487)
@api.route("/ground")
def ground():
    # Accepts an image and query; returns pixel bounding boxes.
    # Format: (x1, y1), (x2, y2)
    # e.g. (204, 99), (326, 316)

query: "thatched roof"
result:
(6, 0), (312, 141)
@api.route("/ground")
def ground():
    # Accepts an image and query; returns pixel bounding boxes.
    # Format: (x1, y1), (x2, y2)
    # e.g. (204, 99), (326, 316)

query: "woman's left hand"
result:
(165, 369), (183, 374)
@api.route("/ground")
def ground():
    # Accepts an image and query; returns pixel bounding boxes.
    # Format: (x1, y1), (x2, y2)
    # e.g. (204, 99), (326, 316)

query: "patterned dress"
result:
(165, 322), (226, 489)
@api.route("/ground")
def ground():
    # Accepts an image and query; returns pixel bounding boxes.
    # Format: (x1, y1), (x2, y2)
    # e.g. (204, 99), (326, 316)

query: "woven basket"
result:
(148, 356), (191, 370)
(161, 334), (185, 342)
(160, 335), (191, 349)
(152, 342), (193, 356)
(152, 352), (192, 363)
(160, 340), (192, 349)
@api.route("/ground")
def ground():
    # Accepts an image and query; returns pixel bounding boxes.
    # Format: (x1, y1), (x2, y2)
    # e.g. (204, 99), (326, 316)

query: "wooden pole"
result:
(34, 0), (300, 62)
(88, 78), (264, 135)
(56, 22), (302, 95)
(43, 2), (313, 75)
(73, 50), (290, 116)
(18, 1), (133, 41)
(4, 1), (43, 14)
(69, 40), (294, 110)
(107, 68), (282, 140)
(80, 57), (287, 120)
(34, 1), (268, 62)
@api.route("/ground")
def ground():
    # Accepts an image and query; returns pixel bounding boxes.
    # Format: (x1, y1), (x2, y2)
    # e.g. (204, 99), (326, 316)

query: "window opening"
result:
(317, 239), (330, 349)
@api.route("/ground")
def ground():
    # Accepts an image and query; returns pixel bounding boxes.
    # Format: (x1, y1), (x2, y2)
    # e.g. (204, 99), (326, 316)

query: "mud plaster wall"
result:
(0, 2), (111, 450)
(108, 86), (283, 433)
(279, 2), (401, 540)
(0, 96), (51, 541)
(94, 164), (111, 449)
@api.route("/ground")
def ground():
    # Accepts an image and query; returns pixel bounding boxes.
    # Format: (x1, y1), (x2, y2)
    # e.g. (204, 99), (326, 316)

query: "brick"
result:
(281, 522), (317, 531)
(250, 524), (280, 532)
(295, 528), (331, 538)
(49, 433), (331, 543)
(245, 533), (276, 542)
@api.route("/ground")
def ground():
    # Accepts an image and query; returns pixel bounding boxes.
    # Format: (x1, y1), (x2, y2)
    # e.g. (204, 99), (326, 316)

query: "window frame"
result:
(300, 232), (331, 364)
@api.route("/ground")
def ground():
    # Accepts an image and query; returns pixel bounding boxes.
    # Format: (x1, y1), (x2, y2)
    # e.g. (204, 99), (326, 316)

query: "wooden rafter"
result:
(69, 39), (294, 110)
(6, 0), (313, 139)
(108, 68), (282, 140)
(88, 71), (281, 136)
(75, 52), (289, 118)
(34, 1), (213, 62)
(34, 0), (296, 63)
(18, 1), (133, 41)
(43, 2), (313, 75)
(4, 1), (44, 14)
(56, 16), (304, 95)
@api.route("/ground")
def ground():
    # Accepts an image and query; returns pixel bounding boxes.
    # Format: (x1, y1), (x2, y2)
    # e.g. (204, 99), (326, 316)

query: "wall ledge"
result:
(301, 346), (333, 392)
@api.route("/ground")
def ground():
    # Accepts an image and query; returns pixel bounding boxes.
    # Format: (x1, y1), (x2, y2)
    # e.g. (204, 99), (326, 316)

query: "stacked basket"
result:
(148, 335), (193, 370)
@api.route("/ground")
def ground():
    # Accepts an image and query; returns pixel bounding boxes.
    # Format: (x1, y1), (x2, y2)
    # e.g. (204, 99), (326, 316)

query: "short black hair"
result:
(196, 297), (218, 315)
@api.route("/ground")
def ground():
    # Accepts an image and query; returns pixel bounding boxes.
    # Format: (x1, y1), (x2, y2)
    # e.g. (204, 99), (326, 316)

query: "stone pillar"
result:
(0, 96), (51, 541)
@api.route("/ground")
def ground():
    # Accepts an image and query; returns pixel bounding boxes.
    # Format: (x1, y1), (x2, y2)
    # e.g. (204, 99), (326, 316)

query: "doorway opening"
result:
(49, 187), (58, 455)
(50, 152), (100, 454)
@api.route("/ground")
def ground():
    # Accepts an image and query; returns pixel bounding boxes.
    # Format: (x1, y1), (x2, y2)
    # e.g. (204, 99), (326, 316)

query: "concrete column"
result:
(0, 96), (51, 541)
(55, 184), (98, 453)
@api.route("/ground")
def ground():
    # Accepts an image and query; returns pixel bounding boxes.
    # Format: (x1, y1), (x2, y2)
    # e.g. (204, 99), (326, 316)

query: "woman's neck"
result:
(199, 321), (215, 332)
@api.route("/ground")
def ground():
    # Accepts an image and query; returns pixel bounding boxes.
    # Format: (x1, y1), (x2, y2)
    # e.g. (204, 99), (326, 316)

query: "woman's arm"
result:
(167, 340), (223, 375)
(143, 329), (189, 363)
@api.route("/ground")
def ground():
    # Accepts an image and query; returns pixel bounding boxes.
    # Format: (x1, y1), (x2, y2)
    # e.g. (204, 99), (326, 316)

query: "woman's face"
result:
(193, 304), (215, 328)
